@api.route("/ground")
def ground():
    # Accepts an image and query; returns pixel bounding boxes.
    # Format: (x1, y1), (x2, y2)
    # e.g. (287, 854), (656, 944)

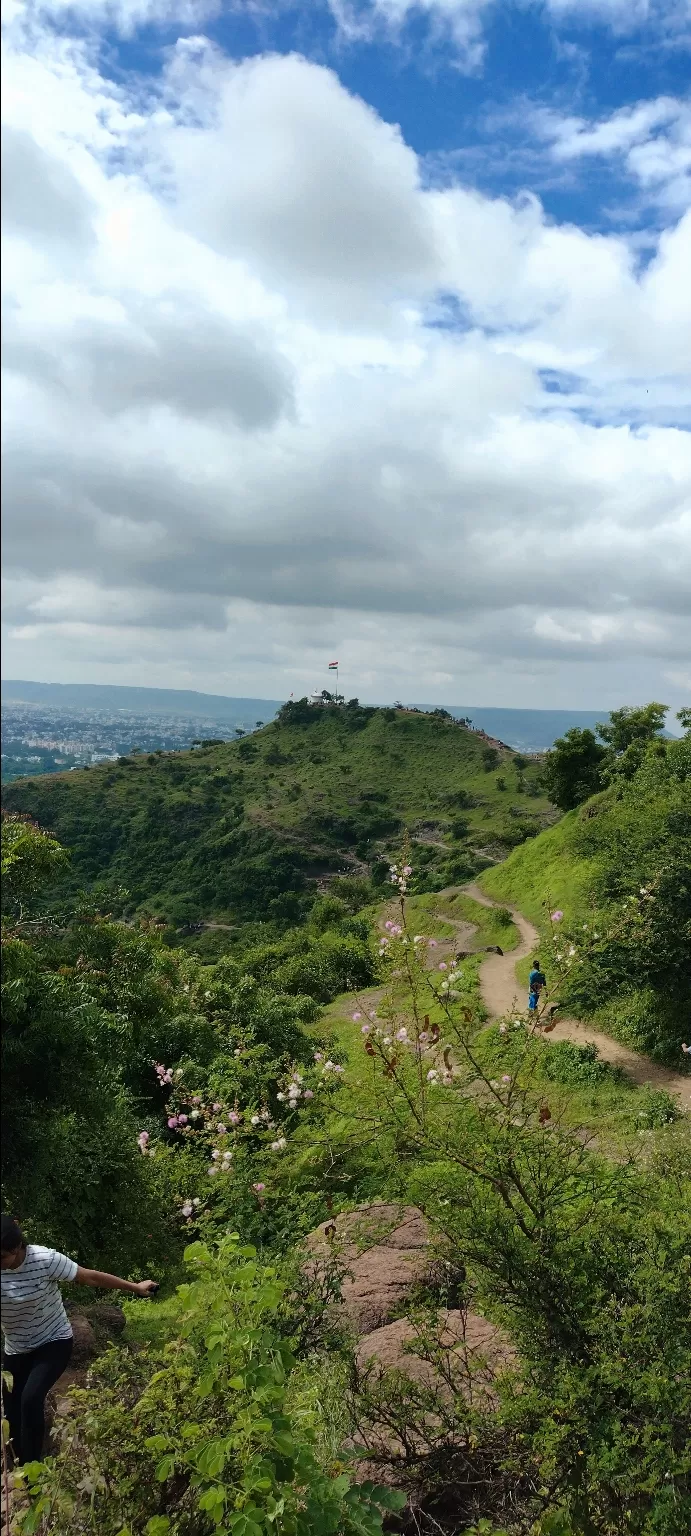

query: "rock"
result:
(485, 945), (503, 955)
(78, 1303), (126, 1337)
(306, 1204), (433, 1335)
(357, 1309), (514, 1392)
(68, 1313), (98, 1365)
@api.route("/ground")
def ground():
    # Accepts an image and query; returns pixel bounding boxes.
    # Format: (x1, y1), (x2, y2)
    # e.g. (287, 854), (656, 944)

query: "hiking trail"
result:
(462, 883), (690, 1110)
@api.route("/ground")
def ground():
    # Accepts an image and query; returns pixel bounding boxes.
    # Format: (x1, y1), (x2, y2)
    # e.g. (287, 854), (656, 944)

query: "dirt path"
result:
(462, 883), (691, 1110)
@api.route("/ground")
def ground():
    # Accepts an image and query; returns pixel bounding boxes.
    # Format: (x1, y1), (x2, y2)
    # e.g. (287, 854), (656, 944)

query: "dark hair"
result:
(532, 958), (540, 967)
(1, 1215), (25, 1252)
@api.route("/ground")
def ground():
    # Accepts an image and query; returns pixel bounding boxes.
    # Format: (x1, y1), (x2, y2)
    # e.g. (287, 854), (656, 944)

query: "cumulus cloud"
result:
(1, 15), (690, 705)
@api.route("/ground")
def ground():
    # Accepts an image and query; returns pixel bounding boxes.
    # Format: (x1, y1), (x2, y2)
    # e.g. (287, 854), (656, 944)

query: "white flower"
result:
(181, 1203), (193, 1218)
(427, 1069), (439, 1081)
(382, 1036), (392, 1046)
(192, 1198), (201, 1207)
(190, 1110), (201, 1120)
(251, 1115), (261, 1126)
(413, 934), (423, 943)
(211, 1149), (221, 1160)
(440, 981), (449, 992)
(276, 1092), (286, 1102)
(271, 1137), (287, 1152)
(499, 1024), (508, 1034)
(208, 1166), (218, 1176)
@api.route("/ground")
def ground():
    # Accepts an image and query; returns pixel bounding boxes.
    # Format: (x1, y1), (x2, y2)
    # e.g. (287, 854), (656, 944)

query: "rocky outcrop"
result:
(306, 1204), (433, 1334)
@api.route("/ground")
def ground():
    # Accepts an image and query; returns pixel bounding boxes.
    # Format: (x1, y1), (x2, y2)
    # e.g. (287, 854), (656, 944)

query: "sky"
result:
(2, 0), (690, 709)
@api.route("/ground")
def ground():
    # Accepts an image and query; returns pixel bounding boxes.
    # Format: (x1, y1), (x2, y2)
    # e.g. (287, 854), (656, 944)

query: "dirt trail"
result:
(462, 883), (691, 1110)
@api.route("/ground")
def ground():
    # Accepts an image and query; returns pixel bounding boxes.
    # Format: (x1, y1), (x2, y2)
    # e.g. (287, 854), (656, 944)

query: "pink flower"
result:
(551, 910), (564, 922)
(403, 865), (412, 875)
(167, 1117), (178, 1129)
(181, 1202), (193, 1217)
(228, 1111), (241, 1125)
(502, 1075), (511, 1083)
(252, 1183), (266, 1194)
(396, 1028), (408, 1042)
(352, 1012), (362, 1021)
(314, 1052), (324, 1062)
(384, 922), (393, 931)
(429, 940), (437, 948)
(303, 1088), (314, 1099)
(213, 1103), (222, 1111)
(216, 1123), (227, 1135)
(361, 1022), (371, 1034)
(138, 1130), (149, 1144)
(439, 962), (447, 971)
(177, 1114), (188, 1125)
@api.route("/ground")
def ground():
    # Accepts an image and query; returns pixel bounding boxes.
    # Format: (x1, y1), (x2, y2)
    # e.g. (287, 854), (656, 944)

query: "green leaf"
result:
(145, 1520), (172, 1536)
(155, 1453), (176, 1482)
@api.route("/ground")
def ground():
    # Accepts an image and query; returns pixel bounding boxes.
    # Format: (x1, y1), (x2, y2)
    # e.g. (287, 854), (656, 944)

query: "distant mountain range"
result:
(1, 679), (675, 753)
(1, 680), (284, 723)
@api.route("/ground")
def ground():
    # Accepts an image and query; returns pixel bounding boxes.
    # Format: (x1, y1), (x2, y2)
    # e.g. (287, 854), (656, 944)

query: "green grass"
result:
(2, 708), (555, 927)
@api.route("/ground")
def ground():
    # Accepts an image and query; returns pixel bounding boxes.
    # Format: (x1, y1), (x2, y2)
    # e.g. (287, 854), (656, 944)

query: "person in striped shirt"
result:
(1, 1214), (158, 1465)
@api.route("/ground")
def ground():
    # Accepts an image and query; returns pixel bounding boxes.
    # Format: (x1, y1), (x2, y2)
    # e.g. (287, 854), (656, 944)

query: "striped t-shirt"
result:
(1, 1246), (78, 1355)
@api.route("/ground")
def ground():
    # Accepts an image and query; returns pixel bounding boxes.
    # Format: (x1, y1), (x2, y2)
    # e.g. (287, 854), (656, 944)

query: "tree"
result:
(596, 702), (668, 754)
(597, 702), (669, 782)
(677, 707), (691, 733)
(541, 728), (607, 811)
(481, 747), (499, 771)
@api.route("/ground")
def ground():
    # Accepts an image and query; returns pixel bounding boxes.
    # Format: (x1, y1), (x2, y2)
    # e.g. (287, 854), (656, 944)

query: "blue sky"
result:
(2, 0), (690, 707)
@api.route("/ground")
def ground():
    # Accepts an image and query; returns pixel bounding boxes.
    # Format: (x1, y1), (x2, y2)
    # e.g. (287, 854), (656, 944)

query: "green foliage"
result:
(541, 728), (607, 812)
(2, 710), (551, 924)
(481, 732), (691, 1062)
(19, 1235), (404, 1536)
(1, 812), (70, 916)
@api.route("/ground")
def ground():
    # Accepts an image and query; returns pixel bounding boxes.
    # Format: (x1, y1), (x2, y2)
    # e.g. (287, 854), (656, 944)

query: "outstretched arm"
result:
(76, 1267), (158, 1298)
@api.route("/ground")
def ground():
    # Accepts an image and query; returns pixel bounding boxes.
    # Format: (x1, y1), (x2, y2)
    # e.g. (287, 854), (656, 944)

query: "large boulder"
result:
(306, 1204), (433, 1335)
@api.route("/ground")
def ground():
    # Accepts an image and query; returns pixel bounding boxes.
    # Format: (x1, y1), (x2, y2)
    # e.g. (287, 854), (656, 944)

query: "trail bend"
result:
(462, 883), (690, 1110)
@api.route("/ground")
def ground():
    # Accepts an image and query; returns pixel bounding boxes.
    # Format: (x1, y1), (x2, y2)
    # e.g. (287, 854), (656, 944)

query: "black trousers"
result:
(2, 1338), (73, 1464)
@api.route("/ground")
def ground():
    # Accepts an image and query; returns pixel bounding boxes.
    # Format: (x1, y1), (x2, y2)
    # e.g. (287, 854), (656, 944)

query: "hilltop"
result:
(2, 701), (554, 927)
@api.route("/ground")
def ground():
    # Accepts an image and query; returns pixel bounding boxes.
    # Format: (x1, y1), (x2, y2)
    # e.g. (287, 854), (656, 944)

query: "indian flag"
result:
(328, 661), (339, 670)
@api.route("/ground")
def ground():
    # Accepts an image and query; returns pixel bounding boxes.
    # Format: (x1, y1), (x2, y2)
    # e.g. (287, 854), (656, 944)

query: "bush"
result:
(21, 1235), (403, 1536)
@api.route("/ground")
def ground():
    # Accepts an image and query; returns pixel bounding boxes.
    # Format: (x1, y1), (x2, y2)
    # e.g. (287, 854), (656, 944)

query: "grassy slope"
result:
(479, 739), (691, 1062)
(2, 709), (554, 923)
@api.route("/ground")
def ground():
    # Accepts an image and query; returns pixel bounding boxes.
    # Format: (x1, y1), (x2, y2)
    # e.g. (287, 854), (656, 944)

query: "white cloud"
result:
(1, 20), (690, 706)
(535, 96), (691, 211)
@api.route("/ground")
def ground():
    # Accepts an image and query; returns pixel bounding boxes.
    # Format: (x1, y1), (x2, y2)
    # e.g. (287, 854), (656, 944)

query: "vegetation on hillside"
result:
(482, 721), (691, 1064)
(9, 842), (689, 1536)
(4, 703), (690, 1536)
(1, 704), (553, 928)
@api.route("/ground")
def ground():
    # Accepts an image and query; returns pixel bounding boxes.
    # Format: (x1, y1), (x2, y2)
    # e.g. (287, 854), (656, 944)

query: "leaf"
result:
(155, 1453), (176, 1482)
(145, 1519), (172, 1536)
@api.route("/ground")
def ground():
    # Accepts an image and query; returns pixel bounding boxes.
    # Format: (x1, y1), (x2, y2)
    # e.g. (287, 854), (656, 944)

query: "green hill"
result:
(2, 702), (554, 927)
(480, 730), (691, 1063)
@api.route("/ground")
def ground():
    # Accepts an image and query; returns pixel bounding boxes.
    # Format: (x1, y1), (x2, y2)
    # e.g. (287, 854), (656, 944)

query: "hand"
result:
(134, 1279), (159, 1298)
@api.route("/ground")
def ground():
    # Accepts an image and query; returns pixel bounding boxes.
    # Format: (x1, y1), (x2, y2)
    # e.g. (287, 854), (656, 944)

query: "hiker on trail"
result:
(1, 1215), (158, 1466)
(528, 959), (547, 1014)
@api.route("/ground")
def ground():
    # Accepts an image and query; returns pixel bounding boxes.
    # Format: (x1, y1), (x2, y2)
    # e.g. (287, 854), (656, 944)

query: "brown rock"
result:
(68, 1313), (97, 1365)
(306, 1205), (433, 1335)
(357, 1309), (514, 1389)
(78, 1303), (126, 1336)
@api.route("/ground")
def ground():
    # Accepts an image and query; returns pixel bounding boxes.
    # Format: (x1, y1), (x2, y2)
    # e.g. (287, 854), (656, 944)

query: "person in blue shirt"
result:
(528, 959), (547, 1013)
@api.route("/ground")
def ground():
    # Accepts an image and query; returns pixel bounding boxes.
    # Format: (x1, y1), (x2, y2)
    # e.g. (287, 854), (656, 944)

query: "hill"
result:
(480, 728), (691, 1063)
(1, 701), (554, 927)
(1, 678), (284, 721)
